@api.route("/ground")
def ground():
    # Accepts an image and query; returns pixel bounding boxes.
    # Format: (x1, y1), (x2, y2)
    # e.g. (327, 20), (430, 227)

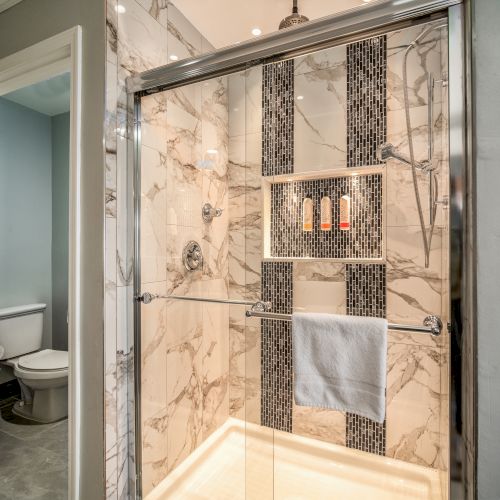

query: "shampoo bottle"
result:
(302, 194), (313, 232)
(320, 193), (332, 231)
(339, 194), (351, 231)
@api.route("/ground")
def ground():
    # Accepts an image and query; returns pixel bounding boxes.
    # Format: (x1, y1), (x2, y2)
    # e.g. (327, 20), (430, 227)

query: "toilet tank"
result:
(0, 304), (46, 360)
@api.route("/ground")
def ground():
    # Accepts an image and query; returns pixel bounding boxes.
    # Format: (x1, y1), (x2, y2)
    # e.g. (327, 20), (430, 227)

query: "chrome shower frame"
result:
(128, 1), (471, 498)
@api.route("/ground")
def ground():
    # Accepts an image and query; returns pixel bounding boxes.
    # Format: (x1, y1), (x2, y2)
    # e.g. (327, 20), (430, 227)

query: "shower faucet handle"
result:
(202, 203), (223, 223)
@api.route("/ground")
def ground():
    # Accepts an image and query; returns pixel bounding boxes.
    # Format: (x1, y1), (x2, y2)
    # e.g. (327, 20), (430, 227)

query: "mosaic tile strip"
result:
(262, 60), (294, 177)
(345, 263), (386, 317)
(261, 262), (293, 432)
(346, 36), (387, 167)
(270, 174), (383, 259)
(346, 413), (386, 455)
(345, 263), (386, 454)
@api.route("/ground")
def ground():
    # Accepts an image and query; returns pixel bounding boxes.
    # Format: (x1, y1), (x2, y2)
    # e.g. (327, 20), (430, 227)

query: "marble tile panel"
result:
(141, 92), (168, 153)
(107, 0), (118, 65)
(116, 285), (133, 499)
(202, 302), (230, 439)
(245, 66), (263, 137)
(386, 342), (444, 469)
(136, 0), (169, 28)
(117, 0), (168, 75)
(294, 65), (347, 173)
(140, 281), (168, 421)
(387, 24), (445, 111)
(167, 3), (202, 61)
(165, 299), (203, 348)
(166, 336), (203, 472)
(294, 44), (346, 76)
(292, 405), (346, 446)
(140, 144), (167, 284)
(228, 72), (246, 138)
(228, 307), (246, 420)
(142, 406), (168, 496)
(116, 136), (134, 287)
(228, 221), (246, 300)
(105, 60), (118, 153)
(244, 317), (262, 425)
(201, 77), (229, 178)
(387, 226), (443, 325)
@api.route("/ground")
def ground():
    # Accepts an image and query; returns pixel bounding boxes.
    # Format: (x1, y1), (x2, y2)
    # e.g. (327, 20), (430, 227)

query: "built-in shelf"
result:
(262, 166), (386, 262)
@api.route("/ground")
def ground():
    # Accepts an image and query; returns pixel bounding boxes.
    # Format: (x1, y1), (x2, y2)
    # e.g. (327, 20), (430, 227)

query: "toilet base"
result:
(12, 385), (68, 423)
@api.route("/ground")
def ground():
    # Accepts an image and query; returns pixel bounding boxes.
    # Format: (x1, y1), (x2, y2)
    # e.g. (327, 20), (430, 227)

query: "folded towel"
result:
(292, 312), (388, 423)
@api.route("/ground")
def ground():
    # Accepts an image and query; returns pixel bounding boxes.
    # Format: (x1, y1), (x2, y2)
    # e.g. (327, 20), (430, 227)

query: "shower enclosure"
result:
(130, 1), (467, 498)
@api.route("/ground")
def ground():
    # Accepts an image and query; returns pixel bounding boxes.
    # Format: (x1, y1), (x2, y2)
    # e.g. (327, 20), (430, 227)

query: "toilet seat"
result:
(18, 349), (68, 371)
(14, 349), (68, 380)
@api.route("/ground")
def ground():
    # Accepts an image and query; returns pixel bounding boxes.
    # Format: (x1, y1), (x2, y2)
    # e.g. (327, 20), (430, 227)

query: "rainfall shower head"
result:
(279, 0), (309, 30)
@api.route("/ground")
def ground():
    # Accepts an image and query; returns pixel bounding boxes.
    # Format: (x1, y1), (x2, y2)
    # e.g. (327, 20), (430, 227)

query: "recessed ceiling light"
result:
(169, 54), (179, 61)
(251, 27), (262, 37)
(362, 0), (372, 3)
(207, 149), (218, 155)
(115, 4), (126, 13)
(296, 95), (304, 100)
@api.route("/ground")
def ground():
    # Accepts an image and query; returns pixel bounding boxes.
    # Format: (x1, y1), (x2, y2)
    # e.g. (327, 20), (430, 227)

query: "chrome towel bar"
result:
(136, 292), (271, 312)
(136, 292), (443, 336)
(245, 310), (443, 337)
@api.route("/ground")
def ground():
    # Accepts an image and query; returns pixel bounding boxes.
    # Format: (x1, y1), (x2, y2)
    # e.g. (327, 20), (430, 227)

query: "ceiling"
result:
(171, 0), (368, 49)
(2, 73), (71, 116)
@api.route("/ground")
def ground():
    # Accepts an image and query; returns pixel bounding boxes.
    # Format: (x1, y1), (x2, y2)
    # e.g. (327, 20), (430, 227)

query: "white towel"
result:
(292, 312), (388, 423)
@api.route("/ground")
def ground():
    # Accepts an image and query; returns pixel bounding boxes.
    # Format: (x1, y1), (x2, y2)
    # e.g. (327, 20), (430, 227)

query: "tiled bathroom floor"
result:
(0, 412), (68, 500)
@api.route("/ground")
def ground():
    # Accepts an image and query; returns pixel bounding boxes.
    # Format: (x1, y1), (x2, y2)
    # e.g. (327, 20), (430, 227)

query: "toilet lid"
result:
(18, 349), (68, 371)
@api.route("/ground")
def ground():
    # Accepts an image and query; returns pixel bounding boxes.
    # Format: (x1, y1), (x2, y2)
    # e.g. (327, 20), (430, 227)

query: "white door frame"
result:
(0, 26), (82, 499)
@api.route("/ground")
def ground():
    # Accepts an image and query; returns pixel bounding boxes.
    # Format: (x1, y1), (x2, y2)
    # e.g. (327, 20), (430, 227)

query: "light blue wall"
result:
(0, 97), (53, 347)
(51, 112), (70, 351)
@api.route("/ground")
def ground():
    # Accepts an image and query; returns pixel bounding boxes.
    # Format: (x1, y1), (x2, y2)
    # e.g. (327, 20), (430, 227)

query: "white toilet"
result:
(0, 304), (68, 423)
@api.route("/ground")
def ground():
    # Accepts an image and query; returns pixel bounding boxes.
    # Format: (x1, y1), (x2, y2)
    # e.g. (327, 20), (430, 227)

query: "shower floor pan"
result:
(146, 417), (443, 500)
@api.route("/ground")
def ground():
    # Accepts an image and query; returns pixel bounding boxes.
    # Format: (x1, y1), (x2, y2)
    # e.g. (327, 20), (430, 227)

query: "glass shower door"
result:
(137, 17), (450, 499)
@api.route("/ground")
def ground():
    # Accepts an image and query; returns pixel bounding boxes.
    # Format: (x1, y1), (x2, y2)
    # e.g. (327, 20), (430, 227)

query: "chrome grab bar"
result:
(245, 310), (443, 337)
(136, 292), (271, 312)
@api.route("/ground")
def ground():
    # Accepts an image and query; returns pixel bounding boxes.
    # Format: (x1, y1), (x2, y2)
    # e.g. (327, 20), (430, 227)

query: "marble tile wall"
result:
(225, 22), (450, 473)
(104, 1), (225, 498)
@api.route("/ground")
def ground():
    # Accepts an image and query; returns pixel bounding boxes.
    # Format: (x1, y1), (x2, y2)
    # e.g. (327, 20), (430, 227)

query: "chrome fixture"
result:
(202, 202), (223, 223)
(136, 292), (271, 312)
(279, 0), (309, 30)
(376, 142), (432, 171)
(182, 241), (203, 271)
(377, 21), (448, 268)
(245, 310), (444, 337)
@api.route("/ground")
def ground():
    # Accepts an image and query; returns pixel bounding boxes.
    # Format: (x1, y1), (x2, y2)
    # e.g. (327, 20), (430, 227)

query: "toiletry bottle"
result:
(320, 193), (332, 231)
(339, 194), (351, 230)
(303, 194), (313, 232)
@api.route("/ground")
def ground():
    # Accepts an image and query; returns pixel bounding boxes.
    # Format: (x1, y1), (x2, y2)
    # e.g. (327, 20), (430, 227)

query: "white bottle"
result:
(303, 194), (313, 232)
(339, 194), (351, 231)
(320, 193), (332, 231)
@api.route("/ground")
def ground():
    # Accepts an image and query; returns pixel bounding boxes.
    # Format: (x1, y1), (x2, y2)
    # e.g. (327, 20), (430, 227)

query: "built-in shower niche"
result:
(262, 167), (385, 261)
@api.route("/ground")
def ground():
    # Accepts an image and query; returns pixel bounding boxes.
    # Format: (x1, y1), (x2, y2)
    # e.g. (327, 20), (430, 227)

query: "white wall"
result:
(472, 0), (500, 498)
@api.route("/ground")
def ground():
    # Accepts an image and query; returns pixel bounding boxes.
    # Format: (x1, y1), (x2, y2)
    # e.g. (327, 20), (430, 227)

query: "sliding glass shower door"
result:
(136, 16), (451, 500)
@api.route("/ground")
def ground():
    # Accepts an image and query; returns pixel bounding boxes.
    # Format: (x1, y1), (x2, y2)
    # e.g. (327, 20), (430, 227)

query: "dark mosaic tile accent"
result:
(261, 261), (293, 432)
(262, 60), (294, 177)
(347, 35), (387, 167)
(346, 413), (386, 455)
(270, 174), (383, 259)
(346, 263), (386, 318)
(345, 263), (387, 454)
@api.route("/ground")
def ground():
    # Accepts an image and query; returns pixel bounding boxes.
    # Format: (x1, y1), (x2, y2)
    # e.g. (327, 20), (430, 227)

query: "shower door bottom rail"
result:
(245, 310), (444, 337)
